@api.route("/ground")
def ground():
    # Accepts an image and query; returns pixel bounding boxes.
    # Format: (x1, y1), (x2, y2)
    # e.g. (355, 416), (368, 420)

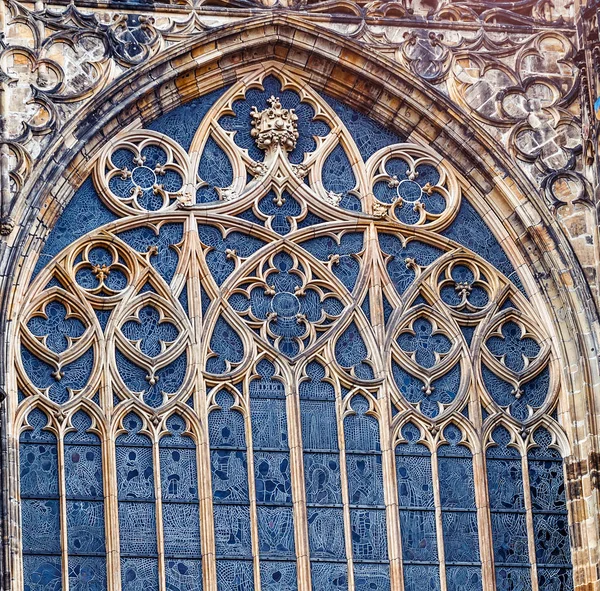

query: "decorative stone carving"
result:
(250, 96), (300, 154)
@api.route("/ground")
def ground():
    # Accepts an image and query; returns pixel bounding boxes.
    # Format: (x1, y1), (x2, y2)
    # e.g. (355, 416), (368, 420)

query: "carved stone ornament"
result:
(250, 96), (300, 154)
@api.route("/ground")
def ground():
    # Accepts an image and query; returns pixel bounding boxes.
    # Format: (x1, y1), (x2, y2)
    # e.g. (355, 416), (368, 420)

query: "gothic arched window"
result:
(14, 68), (573, 591)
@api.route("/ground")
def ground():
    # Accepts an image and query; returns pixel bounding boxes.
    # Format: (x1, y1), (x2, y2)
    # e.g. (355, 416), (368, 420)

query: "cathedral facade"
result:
(1, 0), (600, 590)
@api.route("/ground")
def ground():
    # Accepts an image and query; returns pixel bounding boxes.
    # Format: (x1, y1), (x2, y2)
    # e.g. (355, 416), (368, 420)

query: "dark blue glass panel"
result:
(120, 558), (159, 591)
(219, 75), (329, 165)
(165, 559), (203, 591)
(403, 565), (440, 591)
(344, 396), (380, 452)
(22, 499), (61, 554)
(322, 94), (404, 160)
(300, 232), (363, 291)
(117, 224), (183, 285)
(121, 306), (179, 357)
(300, 400), (338, 450)
(442, 511), (480, 563)
(21, 345), (94, 404)
(445, 566), (482, 591)
(490, 512), (529, 564)
(118, 502), (157, 556)
(311, 562), (348, 590)
(533, 513), (571, 565)
(214, 505), (252, 558)
(397, 318), (451, 369)
(307, 507), (346, 559)
(27, 301), (85, 354)
(216, 560), (254, 591)
(211, 450), (249, 502)
(32, 178), (118, 280)
(66, 501), (105, 554)
(441, 199), (523, 291)
(335, 324), (373, 379)
(209, 391), (246, 448)
(347, 454), (384, 505)
(354, 563), (390, 591)
(537, 567), (573, 591)
(23, 556), (62, 591)
(254, 452), (292, 504)
(145, 87), (230, 150)
(197, 136), (233, 203)
(68, 556), (107, 591)
(304, 453), (342, 504)
(495, 567), (531, 591)
(257, 506), (295, 558)
(206, 317), (244, 374)
(198, 224), (265, 286)
(350, 509), (388, 560)
(400, 510), (438, 562)
(163, 503), (201, 556)
(378, 234), (443, 296)
(260, 561), (297, 591)
(322, 144), (362, 212)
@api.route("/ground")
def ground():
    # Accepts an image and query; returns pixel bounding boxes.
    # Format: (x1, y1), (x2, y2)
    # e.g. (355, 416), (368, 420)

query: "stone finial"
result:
(250, 96), (299, 153)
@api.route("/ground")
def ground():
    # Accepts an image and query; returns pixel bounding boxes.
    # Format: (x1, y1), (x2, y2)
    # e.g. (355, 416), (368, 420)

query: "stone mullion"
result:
(287, 373), (311, 591)
(56, 423), (70, 591)
(152, 432), (166, 591)
(472, 447), (495, 591)
(241, 383), (262, 591)
(370, 225), (404, 591)
(431, 450), (448, 591)
(103, 425), (121, 591)
(521, 452), (540, 590)
(335, 383), (355, 590)
(187, 224), (217, 591)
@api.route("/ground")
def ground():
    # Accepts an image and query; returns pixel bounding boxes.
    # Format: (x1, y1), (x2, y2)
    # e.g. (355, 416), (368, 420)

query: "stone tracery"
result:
(13, 66), (572, 591)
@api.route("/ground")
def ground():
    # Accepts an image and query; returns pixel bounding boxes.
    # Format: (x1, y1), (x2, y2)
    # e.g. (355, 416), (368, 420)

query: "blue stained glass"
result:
(214, 505), (252, 558)
(163, 503), (201, 556)
(32, 178), (118, 280)
(300, 232), (363, 291)
(446, 566), (482, 591)
(206, 317), (244, 374)
(209, 391), (246, 448)
(216, 560), (254, 591)
(251, 399), (288, 449)
(257, 506), (295, 557)
(482, 364), (550, 421)
(304, 453), (342, 504)
(308, 507), (346, 558)
(495, 567), (531, 591)
(145, 87), (230, 150)
(23, 556), (62, 591)
(21, 345), (94, 404)
(396, 452), (434, 507)
(350, 509), (388, 560)
(300, 400), (338, 450)
(322, 144), (362, 212)
(121, 558), (158, 591)
(354, 564), (390, 591)
(443, 512), (480, 562)
(438, 455), (476, 508)
(199, 224), (265, 286)
(121, 306), (179, 357)
(254, 452), (292, 503)
(378, 234), (444, 296)
(22, 499), (61, 554)
(392, 362), (460, 417)
(118, 502), (157, 556)
(322, 93), (403, 160)
(257, 190), (301, 235)
(347, 453), (384, 505)
(486, 321), (540, 372)
(442, 199), (523, 291)
(491, 512), (529, 564)
(400, 510), (438, 562)
(197, 136), (233, 203)
(66, 501), (105, 554)
(115, 350), (187, 408)
(219, 75), (329, 164)
(537, 567), (573, 591)
(403, 565), (440, 591)
(311, 562), (348, 590)
(117, 224), (183, 285)
(300, 361), (335, 399)
(344, 396), (381, 452)
(68, 556), (106, 591)
(334, 323), (373, 379)
(397, 318), (451, 369)
(27, 301), (86, 354)
(211, 450), (248, 502)
(165, 559), (203, 591)
(260, 561), (297, 591)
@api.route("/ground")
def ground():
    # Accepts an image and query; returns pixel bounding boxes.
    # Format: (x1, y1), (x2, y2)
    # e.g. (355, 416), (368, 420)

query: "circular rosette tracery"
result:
(96, 130), (193, 215)
(112, 294), (192, 409)
(18, 291), (99, 405)
(71, 241), (134, 301)
(480, 312), (553, 422)
(366, 144), (460, 230)
(227, 249), (348, 359)
(390, 308), (467, 419)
